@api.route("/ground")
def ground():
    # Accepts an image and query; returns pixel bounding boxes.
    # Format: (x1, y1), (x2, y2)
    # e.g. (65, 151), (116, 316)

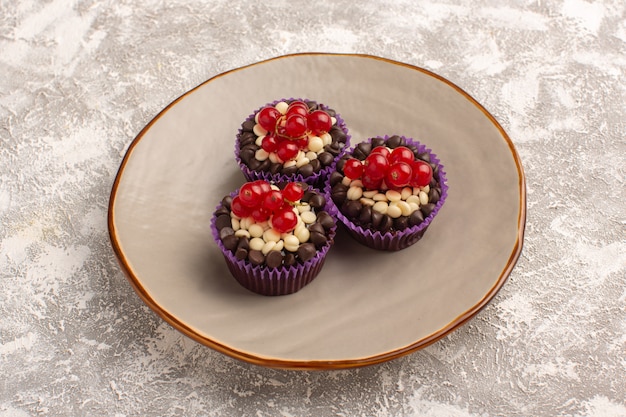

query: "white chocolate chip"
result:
(306, 151), (318, 160)
(273, 240), (284, 251)
(301, 211), (317, 224)
(253, 123), (267, 137)
(255, 135), (265, 147)
(373, 201), (389, 214)
(255, 148), (270, 161)
(249, 237), (265, 251)
(234, 229), (250, 238)
(297, 203), (311, 213)
(308, 136), (324, 153)
(284, 159), (297, 168)
(350, 179), (364, 188)
(387, 204), (402, 218)
(321, 133), (332, 146)
(341, 176), (352, 186)
(270, 184), (280, 191)
(363, 190), (378, 199)
(231, 218), (240, 231)
(401, 187), (413, 200)
(359, 197), (375, 206)
(263, 228), (281, 242)
(408, 202), (420, 212)
(275, 101), (288, 114)
(296, 157), (310, 168)
(295, 226), (310, 243)
(406, 195), (421, 206)
(386, 190), (402, 202)
(269, 152), (281, 164)
(419, 191), (429, 205)
(373, 193), (388, 202)
(422, 185), (430, 193)
(331, 116), (337, 125)
(397, 201), (413, 216)
(261, 241), (276, 255)
(248, 224), (264, 238)
(284, 235), (300, 252)
(347, 186), (363, 201)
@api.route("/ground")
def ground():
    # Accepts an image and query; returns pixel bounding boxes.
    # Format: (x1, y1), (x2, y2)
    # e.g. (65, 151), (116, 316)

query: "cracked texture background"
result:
(1, 0), (625, 416)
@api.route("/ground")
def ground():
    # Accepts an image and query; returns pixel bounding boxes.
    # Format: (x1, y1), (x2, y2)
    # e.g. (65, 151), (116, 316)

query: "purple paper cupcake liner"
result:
(235, 98), (351, 188)
(324, 135), (448, 251)
(211, 189), (337, 296)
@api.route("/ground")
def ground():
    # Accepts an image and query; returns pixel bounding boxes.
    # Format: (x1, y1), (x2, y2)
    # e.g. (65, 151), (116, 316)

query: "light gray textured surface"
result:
(0, 0), (624, 416)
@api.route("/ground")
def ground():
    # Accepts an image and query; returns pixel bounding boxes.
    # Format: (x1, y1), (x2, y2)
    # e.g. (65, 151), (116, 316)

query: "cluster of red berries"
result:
(343, 146), (433, 190)
(256, 101), (332, 162)
(230, 180), (305, 233)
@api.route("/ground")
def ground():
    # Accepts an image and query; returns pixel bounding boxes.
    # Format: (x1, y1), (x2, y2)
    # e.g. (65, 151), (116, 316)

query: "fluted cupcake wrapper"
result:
(211, 189), (337, 296)
(235, 98), (351, 188)
(324, 135), (448, 251)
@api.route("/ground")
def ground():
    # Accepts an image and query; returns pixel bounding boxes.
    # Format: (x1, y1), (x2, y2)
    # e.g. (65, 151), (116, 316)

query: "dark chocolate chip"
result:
(214, 206), (230, 217)
(318, 152), (334, 166)
(221, 196), (233, 209)
(331, 184), (348, 205)
(371, 211), (383, 229)
(270, 163), (282, 174)
(324, 143), (341, 156)
(239, 133), (256, 147)
(378, 214), (393, 233)
(428, 187), (441, 204)
(421, 203), (436, 217)
(298, 163), (314, 178)
(409, 210), (424, 226)
(265, 251), (283, 268)
(370, 137), (385, 148)
(316, 211), (335, 230)
(418, 152), (431, 163)
(393, 216), (409, 231)
(310, 231), (328, 248)
(305, 101), (317, 111)
(335, 157), (347, 172)
(386, 135), (404, 148)
(329, 126), (346, 142)
(342, 200), (362, 218)
(359, 206), (373, 225)
(247, 158), (262, 170)
(308, 193), (326, 209)
(301, 191), (315, 203)
(258, 159), (271, 172)
(283, 253), (296, 266)
(309, 222), (325, 235)
(282, 165), (298, 176)
(239, 147), (255, 164)
(215, 214), (232, 230)
(330, 171), (344, 186)
(325, 108), (336, 117)
(235, 247), (248, 260)
(309, 158), (321, 172)
(248, 250), (265, 266)
(237, 236), (250, 250)
(241, 119), (256, 132)
(355, 142), (372, 158)
(219, 227), (234, 240)
(222, 234), (238, 251)
(297, 243), (316, 263)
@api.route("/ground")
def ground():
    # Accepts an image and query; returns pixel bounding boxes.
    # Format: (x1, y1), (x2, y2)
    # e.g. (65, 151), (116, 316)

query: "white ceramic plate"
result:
(108, 53), (526, 370)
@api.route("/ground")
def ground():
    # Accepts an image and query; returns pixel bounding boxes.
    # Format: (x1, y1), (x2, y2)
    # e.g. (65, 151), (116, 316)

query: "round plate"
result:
(108, 53), (526, 370)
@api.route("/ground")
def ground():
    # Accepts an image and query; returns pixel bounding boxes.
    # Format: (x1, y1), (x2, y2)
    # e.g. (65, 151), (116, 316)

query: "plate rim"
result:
(107, 52), (527, 370)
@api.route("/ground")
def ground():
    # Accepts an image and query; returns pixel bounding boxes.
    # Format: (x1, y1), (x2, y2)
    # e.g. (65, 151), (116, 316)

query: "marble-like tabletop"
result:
(1, 1), (624, 416)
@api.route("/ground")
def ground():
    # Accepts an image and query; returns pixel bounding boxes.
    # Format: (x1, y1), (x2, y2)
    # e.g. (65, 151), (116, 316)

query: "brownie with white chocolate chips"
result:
(235, 99), (350, 184)
(213, 180), (335, 269)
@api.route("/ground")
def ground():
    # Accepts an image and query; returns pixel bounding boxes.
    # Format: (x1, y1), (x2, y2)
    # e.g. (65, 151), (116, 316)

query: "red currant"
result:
(250, 206), (271, 222)
(261, 134), (278, 153)
(286, 101), (309, 117)
(252, 180), (272, 195)
(364, 153), (389, 180)
(276, 140), (300, 161)
(284, 114), (308, 138)
(282, 182), (305, 202)
(370, 146), (391, 160)
(293, 136), (309, 150)
(343, 158), (364, 179)
(272, 208), (298, 233)
(263, 190), (285, 211)
(361, 174), (382, 190)
(389, 146), (414, 165)
(257, 107), (281, 131)
(385, 162), (412, 189)
(410, 160), (433, 187)
(239, 182), (265, 207)
(230, 196), (251, 218)
(307, 110), (332, 135)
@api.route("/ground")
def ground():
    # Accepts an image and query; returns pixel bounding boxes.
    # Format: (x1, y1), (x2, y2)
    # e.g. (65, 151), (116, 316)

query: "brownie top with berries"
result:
(329, 135), (444, 234)
(214, 180), (335, 269)
(236, 99), (349, 180)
